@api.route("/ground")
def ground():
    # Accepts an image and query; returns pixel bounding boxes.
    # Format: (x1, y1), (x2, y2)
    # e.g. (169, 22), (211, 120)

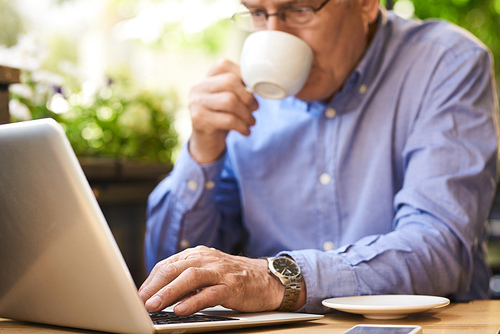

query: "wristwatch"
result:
(266, 256), (302, 312)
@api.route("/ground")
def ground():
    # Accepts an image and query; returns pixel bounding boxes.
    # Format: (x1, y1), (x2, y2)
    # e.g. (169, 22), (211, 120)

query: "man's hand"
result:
(138, 246), (286, 316)
(188, 59), (259, 164)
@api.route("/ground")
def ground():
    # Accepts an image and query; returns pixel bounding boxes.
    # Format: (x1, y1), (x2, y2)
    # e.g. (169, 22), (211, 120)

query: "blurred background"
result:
(0, 0), (247, 162)
(1, 0), (499, 294)
(1, 0), (499, 161)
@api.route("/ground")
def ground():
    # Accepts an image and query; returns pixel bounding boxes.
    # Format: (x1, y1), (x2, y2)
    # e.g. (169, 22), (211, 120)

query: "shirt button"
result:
(323, 241), (335, 251)
(187, 180), (198, 191)
(205, 180), (215, 190)
(180, 239), (190, 249)
(319, 173), (331, 185)
(359, 84), (367, 94)
(325, 107), (337, 119)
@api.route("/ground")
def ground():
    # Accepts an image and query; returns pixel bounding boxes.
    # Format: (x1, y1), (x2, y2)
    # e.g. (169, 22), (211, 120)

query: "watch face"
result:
(272, 257), (300, 277)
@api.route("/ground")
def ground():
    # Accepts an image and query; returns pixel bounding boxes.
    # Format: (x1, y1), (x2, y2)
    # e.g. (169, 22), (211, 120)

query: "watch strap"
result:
(267, 257), (302, 312)
(278, 275), (302, 312)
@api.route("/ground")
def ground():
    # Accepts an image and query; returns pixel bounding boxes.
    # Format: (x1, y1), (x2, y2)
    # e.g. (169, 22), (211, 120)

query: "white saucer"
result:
(322, 295), (450, 319)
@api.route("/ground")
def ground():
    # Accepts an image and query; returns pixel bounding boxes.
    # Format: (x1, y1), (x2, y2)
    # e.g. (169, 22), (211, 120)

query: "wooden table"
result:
(0, 300), (499, 333)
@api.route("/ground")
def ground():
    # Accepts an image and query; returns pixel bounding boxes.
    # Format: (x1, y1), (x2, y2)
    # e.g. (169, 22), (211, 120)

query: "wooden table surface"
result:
(1, 300), (499, 333)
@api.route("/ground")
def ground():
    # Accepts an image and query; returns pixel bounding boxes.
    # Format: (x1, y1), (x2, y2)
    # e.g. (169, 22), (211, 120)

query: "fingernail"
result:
(146, 295), (162, 310)
(175, 302), (188, 314)
(250, 99), (259, 110)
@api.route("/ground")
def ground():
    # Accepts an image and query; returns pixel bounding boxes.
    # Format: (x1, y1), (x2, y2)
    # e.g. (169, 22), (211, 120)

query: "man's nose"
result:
(266, 15), (287, 31)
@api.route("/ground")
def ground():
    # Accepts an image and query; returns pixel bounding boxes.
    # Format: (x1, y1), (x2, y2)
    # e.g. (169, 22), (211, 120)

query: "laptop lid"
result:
(0, 119), (154, 333)
(0, 119), (322, 334)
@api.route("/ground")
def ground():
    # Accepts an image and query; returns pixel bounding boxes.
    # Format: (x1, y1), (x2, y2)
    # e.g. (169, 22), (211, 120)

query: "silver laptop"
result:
(0, 119), (322, 334)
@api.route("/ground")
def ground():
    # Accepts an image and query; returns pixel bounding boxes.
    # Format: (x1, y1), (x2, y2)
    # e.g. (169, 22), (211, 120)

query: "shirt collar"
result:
(327, 7), (390, 111)
(353, 7), (390, 90)
(276, 96), (326, 115)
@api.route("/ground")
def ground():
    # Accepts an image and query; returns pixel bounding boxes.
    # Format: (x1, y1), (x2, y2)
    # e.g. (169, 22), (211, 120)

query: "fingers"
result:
(197, 65), (258, 110)
(139, 249), (193, 301)
(174, 285), (227, 316)
(140, 246), (222, 312)
(190, 75), (258, 131)
(188, 59), (259, 163)
(145, 266), (220, 313)
(139, 246), (283, 316)
(191, 94), (256, 135)
(139, 260), (183, 303)
(205, 58), (239, 76)
(189, 59), (259, 135)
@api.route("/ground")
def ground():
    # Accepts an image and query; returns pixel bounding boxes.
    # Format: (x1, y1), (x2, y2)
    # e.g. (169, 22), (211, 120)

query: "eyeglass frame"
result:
(231, 0), (333, 30)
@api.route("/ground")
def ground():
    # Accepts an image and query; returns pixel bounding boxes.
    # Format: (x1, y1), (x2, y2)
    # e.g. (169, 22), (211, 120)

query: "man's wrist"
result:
(258, 258), (285, 311)
(294, 281), (306, 311)
(188, 133), (226, 164)
(265, 257), (303, 312)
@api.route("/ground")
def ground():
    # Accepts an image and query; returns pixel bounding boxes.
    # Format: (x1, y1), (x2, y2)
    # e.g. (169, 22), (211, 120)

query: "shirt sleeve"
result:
(144, 143), (244, 272)
(282, 45), (499, 313)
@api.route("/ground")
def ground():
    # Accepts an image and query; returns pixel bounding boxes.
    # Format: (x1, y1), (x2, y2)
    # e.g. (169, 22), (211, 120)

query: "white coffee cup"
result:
(240, 30), (313, 100)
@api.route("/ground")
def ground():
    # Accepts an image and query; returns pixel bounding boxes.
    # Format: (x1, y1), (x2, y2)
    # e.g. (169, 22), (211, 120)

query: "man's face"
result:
(241, 0), (379, 102)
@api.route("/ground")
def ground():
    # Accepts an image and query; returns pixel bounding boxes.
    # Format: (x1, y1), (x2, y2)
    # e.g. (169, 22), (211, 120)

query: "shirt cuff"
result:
(169, 142), (226, 210)
(278, 249), (358, 314)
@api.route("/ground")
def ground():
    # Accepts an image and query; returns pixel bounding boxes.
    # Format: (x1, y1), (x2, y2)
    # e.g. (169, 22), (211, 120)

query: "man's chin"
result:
(294, 87), (333, 103)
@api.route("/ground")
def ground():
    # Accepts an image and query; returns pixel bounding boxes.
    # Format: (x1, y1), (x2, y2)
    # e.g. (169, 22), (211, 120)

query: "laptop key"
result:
(150, 311), (238, 325)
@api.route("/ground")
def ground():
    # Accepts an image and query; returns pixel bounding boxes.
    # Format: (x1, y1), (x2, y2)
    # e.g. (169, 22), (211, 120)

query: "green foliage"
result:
(0, 0), (24, 47)
(144, 19), (232, 54)
(122, 12), (235, 55)
(10, 69), (179, 164)
(179, 19), (234, 55)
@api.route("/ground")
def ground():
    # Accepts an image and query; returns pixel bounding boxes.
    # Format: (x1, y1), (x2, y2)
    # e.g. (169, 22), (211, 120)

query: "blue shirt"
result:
(145, 8), (499, 313)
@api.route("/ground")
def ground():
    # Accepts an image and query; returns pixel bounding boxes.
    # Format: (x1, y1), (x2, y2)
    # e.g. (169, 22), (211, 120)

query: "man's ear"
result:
(359, 0), (380, 25)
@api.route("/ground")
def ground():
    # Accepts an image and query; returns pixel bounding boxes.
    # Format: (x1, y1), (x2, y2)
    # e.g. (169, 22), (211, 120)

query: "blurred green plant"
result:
(0, 0), (24, 47)
(10, 68), (179, 164)
(110, 0), (238, 55)
(156, 19), (235, 55)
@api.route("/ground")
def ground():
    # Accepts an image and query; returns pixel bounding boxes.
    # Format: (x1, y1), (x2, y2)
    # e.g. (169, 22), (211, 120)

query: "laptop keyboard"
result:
(150, 311), (238, 325)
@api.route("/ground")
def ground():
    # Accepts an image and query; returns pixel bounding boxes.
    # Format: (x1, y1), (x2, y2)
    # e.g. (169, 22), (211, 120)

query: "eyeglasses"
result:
(231, 0), (332, 31)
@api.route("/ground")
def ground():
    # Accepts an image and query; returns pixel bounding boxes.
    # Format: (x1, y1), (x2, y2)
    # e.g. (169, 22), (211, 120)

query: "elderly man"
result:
(139, 0), (499, 316)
